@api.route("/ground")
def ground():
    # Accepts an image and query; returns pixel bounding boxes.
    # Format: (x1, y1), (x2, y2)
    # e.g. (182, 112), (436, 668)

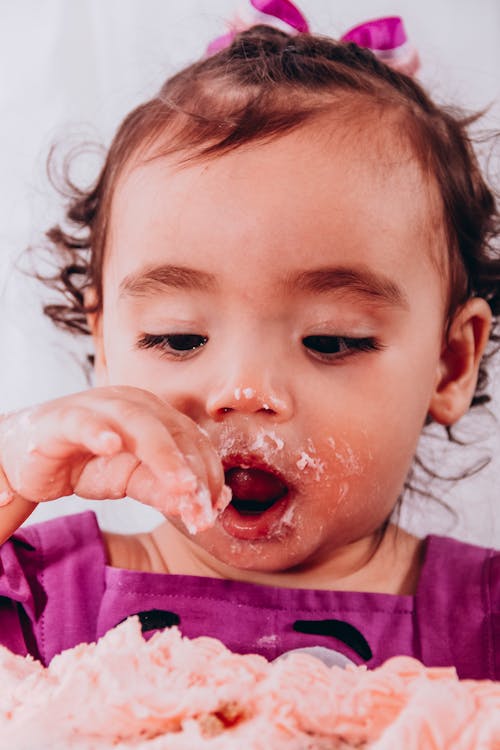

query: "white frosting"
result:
(295, 451), (325, 480)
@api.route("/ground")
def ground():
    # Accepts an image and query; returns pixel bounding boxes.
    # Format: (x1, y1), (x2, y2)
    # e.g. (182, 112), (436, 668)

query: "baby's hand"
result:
(0, 387), (230, 534)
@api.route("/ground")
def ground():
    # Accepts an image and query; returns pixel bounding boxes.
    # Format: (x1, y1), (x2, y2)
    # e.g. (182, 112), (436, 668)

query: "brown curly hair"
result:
(38, 26), (500, 468)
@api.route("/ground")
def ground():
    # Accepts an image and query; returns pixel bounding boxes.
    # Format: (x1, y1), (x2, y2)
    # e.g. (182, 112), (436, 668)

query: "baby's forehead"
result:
(110, 113), (449, 287)
(120, 109), (442, 205)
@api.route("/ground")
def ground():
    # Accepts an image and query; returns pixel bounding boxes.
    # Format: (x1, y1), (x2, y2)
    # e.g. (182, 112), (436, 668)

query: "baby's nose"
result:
(206, 383), (293, 421)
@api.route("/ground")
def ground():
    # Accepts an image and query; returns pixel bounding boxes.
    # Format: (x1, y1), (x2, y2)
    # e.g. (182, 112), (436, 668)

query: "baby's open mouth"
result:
(224, 467), (289, 515)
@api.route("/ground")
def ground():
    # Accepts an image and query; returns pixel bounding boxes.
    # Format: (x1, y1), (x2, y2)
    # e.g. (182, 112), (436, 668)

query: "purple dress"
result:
(0, 511), (498, 679)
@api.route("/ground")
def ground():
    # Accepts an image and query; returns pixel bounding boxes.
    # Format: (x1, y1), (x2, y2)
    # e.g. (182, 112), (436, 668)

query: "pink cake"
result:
(1, 618), (498, 749)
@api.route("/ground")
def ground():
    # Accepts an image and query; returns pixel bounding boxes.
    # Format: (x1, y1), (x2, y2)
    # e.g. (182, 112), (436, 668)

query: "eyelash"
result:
(302, 335), (384, 362)
(136, 333), (208, 358)
(136, 333), (383, 363)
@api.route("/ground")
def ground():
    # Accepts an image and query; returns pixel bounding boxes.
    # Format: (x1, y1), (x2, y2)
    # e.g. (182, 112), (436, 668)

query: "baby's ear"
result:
(85, 288), (109, 386)
(429, 298), (492, 425)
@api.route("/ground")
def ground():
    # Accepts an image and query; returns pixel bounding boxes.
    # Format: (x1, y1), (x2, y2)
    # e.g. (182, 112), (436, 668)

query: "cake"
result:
(1, 618), (498, 749)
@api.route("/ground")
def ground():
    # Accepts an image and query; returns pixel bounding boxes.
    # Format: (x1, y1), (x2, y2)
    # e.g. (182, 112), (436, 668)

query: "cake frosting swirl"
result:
(1, 618), (498, 749)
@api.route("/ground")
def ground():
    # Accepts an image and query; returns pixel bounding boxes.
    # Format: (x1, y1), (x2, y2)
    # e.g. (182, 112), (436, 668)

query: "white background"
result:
(0, 1), (499, 544)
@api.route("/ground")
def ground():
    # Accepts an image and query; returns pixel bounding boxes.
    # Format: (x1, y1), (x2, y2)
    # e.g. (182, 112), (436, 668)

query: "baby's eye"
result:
(302, 335), (382, 362)
(136, 333), (208, 358)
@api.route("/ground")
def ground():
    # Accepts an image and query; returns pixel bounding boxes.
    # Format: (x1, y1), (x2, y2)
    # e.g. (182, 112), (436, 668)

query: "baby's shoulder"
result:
(418, 533), (500, 611)
(12, 509), (105, 565)
(1, 510), (108, 664)
(413, 534), (499, 679)
(15, 511), (167, 575)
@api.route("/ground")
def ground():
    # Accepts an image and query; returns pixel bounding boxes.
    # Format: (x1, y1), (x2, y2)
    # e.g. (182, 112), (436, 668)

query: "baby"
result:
(0, 22), (498, 678)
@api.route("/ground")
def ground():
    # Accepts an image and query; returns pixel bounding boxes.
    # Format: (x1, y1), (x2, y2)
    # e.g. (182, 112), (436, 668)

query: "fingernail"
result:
(215, 485), (232, 511)
(0, 490), (14, 507)
(97, 431), (121, 453)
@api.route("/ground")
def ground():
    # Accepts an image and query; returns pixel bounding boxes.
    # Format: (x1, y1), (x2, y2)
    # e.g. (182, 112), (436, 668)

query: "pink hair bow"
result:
(206, 1), (420, 77)
(206, 0), (309, 55)
(341, 17), (420, 76)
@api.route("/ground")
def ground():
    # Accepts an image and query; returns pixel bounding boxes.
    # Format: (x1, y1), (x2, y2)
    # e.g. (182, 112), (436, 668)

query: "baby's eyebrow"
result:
(119, 264), (218, 298)
(283, 266), (409, 309)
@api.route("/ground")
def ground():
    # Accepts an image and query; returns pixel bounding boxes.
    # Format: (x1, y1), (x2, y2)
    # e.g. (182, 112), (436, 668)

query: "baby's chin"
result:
(178, 512), (325, 577)
(180, 509), (394, 581)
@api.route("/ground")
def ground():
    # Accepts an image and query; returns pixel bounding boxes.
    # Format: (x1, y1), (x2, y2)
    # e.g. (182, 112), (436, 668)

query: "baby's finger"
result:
(100, 407), (198, 495)
(73, 452), (140, 500)
(173, 426), (225, 502)
(32, 407), (123, 459)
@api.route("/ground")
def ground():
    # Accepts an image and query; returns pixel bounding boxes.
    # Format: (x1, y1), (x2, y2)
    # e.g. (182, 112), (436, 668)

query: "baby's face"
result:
(96, 120), (447, 573)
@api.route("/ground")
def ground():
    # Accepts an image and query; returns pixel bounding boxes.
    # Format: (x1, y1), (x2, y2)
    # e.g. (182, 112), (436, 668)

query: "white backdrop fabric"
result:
(0, 0), (499, 543)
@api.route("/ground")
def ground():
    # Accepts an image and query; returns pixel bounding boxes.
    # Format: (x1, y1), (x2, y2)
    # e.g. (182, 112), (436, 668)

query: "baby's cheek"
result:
(326, 434), (411, 526)
(294, 433), (371, 487)
(296, 432), (395, 523)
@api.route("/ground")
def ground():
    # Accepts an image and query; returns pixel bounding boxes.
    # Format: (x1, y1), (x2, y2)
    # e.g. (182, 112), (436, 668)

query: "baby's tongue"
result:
(225, 467), (287, 510)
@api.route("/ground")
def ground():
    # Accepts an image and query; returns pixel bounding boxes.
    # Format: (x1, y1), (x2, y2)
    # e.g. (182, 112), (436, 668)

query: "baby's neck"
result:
(125, 522), (424, 595)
